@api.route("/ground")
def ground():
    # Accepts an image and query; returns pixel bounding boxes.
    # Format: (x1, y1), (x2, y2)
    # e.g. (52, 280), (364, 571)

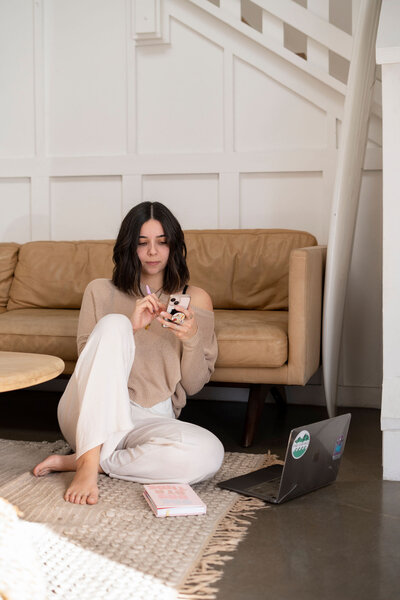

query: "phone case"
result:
(165, 294), (191, 325)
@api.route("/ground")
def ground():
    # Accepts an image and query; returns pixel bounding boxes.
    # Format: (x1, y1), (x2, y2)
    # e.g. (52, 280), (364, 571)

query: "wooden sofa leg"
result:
(242, 384), (271, 448)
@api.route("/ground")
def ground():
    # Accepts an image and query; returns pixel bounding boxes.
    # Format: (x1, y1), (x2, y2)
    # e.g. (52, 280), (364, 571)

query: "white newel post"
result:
(376, 0), (400, 480)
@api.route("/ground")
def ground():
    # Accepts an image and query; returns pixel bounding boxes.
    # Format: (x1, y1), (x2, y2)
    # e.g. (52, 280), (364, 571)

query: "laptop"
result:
(218, 413), (351, 504)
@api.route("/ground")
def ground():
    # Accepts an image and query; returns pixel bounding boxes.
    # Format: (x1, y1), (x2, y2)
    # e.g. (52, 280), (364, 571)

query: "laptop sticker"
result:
(332, 435), (345, 460)
(291, 430), (310, 459)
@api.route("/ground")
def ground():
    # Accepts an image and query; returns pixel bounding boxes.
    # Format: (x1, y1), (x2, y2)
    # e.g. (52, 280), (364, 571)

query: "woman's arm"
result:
(179, 317), (218, 396)
(156, 286), (217, 395)
(174, 287), (217, 396)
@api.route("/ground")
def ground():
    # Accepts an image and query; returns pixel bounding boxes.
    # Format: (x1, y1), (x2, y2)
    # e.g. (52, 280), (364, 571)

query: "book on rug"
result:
(143, 483), (207, 517)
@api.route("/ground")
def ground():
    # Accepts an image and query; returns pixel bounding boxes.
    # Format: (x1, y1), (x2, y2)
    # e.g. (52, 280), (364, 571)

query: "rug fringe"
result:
(177, 451), (284, 600)
(178, 452), (283, 600)
(177, 495), (267, 600)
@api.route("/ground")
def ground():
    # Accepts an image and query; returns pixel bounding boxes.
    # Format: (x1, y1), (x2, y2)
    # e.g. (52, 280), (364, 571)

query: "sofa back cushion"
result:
(185, 229), (317, 309)
(6, 230), (317, 311)
(7, 241), (114, 310)
(0, 243), (20, 309)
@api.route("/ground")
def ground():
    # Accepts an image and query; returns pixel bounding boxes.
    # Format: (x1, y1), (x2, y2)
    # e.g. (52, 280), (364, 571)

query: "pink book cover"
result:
(143, 483), (207, 517)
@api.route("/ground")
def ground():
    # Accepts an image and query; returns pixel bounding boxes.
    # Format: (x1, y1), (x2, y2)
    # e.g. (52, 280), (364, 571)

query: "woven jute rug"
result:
(0, 438), (281, 600)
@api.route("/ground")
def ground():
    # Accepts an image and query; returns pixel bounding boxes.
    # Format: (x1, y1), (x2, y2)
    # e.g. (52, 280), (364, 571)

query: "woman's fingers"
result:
(175, 305), (193, 319)
(131, 295), (166, 332)
(137, 294), (164, 315)
(159, 305), (192, 321)
(157, 307), (197, 339)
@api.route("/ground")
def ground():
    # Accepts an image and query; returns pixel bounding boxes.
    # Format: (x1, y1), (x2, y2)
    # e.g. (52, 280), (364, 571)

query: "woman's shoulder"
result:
(186, 285), (213, 312)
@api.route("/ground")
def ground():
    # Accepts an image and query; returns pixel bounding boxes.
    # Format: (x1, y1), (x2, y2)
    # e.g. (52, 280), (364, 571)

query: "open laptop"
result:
(218, 413), (351, 504)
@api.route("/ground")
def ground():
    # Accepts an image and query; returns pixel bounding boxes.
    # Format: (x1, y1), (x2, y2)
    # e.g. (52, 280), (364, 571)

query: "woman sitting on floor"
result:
(33, 201), (224, 505)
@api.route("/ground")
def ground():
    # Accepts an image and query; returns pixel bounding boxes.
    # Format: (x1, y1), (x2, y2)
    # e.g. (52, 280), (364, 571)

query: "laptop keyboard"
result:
(246, 477), (281, 498)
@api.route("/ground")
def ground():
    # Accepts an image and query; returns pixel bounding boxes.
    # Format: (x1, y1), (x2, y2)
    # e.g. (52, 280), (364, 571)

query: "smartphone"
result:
(163, 294), (191, 326)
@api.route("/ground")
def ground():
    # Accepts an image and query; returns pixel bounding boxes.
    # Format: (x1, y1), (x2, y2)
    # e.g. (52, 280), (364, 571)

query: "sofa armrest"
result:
(287, 245), (327, 385)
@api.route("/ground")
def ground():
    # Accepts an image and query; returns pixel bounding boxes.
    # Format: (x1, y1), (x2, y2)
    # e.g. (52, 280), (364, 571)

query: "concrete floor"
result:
(1, 389), (399, 600)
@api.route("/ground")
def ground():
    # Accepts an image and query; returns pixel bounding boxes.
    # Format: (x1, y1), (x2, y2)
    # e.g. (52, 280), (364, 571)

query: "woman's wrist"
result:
(182, 327), (200, 347)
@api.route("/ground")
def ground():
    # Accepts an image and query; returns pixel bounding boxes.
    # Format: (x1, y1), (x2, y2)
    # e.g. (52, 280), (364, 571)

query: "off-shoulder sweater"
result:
(77, 279), (218, 417)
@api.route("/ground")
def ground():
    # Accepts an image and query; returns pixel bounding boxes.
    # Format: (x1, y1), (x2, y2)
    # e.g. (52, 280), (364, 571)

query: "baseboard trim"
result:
(192, 384), (382, 409)
(286, 384), (382, 409)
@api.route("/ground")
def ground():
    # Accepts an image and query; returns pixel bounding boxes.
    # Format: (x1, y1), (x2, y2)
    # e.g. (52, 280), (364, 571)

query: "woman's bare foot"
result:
(64, 446), (103, 505)
(33, 446), (104, 505)
(33, 453), (77, 477)
(64, 461), (99, 505)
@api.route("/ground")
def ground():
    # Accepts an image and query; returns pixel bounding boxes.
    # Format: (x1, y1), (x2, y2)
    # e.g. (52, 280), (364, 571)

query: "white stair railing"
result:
(191, 0), (381, 113)
(257, 0), (352, 64)
(197, 0), (352, 82)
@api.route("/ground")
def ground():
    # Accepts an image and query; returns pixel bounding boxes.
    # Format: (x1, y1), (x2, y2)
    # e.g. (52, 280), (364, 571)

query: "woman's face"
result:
(137, 219), (170, 278)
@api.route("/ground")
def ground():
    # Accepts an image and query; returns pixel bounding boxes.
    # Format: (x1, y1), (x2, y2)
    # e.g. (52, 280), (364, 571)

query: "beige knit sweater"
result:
(77, 279), (218, 416)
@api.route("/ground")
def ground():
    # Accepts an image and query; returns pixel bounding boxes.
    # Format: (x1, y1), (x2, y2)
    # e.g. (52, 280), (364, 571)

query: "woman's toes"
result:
(87, 492), (98, 505)
(33, 461), (48, 477)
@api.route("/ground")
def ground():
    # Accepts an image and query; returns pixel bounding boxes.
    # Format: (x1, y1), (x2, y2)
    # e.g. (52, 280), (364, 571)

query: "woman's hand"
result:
(157, 305), (198, 341)
(131, 294), (166, 333)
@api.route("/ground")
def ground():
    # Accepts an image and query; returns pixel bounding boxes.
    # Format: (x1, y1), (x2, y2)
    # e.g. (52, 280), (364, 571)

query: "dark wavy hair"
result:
(112, 202), (190, 296)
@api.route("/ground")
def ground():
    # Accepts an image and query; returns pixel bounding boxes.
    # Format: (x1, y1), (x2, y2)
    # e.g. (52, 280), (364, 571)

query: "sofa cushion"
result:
(7, 241), (114, 310)
(0, 308), (79, 362)
(185, 229), (317, 310)
(214, 309), (288, 368)
(0, 307), (288, 370)
(0, 243), (20, 309)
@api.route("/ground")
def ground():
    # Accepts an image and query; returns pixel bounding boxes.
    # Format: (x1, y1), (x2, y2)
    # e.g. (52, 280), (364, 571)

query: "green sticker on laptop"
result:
(291, 430), (310, 459)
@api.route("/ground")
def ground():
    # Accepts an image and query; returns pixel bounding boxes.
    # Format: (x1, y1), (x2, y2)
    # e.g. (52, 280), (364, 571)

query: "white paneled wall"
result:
(239, 172), (326, 238)
(143, 174), (219, 228)
(0, 0), (35, 157)
(341, 170), (383, 388)
(0, 178), (31, 241)
(50, 177), (123, 240)
(234, 58), (327, 151)
(45, 0), (127, 156)
(136, 18), (224, 154)
(0, 0), (383, 407)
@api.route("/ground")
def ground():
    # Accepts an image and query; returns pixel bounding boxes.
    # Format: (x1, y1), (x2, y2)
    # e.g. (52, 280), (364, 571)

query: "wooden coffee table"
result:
(0, 351), (65, 393)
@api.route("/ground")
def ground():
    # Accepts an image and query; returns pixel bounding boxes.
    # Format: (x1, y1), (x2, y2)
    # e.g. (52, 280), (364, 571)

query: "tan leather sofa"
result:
(0, 230), (326, 446)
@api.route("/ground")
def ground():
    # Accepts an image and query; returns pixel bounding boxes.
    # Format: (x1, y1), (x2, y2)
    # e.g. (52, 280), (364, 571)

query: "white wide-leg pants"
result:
(57, 314), (224, 484)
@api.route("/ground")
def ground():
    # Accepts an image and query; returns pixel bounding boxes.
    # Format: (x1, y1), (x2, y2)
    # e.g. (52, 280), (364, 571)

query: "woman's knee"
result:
(182, 425), (225, 484)
(95, 313), (132, 334)
(78, 312), (135, 372)
(90, 313), (133, 345)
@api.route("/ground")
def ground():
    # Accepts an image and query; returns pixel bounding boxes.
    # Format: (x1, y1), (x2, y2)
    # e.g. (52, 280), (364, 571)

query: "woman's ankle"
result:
(76, 445), (101, 469)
